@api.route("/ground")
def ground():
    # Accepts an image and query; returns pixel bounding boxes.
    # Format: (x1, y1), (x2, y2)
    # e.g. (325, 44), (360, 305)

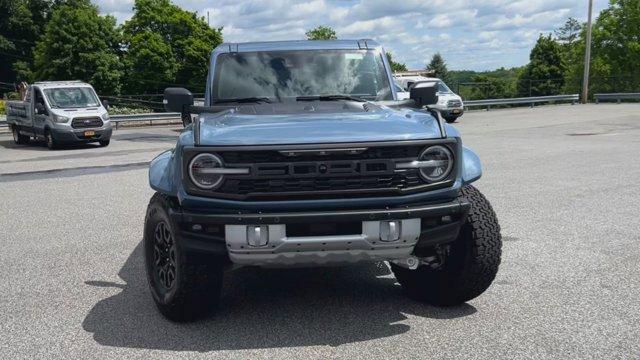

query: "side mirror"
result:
(164, 87), (193, 113)
(410, 81), (438, 107)
(102, 99), (110, 111)
(35, 103), (46, 115)
(181, 113), (192, 127)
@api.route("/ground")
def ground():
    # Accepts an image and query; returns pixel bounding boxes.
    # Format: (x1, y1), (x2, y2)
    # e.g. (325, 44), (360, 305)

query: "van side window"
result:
(35, 89), (46, 106)
(34, 89), (47, 114)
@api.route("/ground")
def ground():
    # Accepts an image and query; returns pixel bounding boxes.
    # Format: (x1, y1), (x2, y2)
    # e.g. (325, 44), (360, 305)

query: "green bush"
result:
(3, 92), (21, 100)
(0, 100), (5, 115)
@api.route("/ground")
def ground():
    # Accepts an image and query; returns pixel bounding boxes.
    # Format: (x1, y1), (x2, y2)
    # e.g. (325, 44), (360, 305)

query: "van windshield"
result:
(43, 87), (100, 109)
(423, 81), (453, 94)
(212, 49), (393, 102)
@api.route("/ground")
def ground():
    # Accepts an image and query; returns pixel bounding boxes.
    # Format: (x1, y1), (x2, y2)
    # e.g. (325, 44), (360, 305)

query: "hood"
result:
(51, 107), (107, 119)
(197, 103), (442, 146)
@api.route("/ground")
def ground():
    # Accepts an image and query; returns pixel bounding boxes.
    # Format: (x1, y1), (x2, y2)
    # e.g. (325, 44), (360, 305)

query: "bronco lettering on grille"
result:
(249, 160), (393, 178)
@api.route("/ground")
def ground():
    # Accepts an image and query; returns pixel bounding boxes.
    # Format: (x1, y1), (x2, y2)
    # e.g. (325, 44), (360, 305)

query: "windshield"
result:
(212, 50), (393, 102)
(422, 81), (453, 94)
(43, 87), (100, 108)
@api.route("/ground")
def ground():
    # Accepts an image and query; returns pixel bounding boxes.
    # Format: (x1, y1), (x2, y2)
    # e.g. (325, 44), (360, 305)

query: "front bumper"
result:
(441, 108), (464, 118)
(51, 126), (112, 143)
(170, 199), (470, 267)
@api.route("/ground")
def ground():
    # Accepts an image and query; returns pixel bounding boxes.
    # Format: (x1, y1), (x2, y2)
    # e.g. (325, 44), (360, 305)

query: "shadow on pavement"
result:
(0, 139), (102, 151)
(83, 242), (476, 351)
(112, 133), (179, 143)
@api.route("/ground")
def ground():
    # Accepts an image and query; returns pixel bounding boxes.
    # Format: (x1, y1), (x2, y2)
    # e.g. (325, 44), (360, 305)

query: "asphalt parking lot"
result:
(1, 104), (639, 359)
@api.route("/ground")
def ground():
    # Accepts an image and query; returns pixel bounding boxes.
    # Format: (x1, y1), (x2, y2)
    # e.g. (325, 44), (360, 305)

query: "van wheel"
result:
(45, 130), (58, 150)
(12, 126), (29, 145)
(99, 139), (110, 147)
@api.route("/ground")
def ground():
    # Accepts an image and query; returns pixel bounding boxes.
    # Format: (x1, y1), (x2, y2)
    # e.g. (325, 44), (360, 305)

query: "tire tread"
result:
(392, 185), (501, 305)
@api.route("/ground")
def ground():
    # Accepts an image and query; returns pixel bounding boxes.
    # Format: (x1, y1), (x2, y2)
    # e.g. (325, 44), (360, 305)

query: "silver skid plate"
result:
(225, 219), (420, 267)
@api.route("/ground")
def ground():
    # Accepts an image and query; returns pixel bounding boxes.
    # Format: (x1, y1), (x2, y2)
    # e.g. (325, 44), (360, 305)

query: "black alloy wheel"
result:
(153, 221), (177, 291)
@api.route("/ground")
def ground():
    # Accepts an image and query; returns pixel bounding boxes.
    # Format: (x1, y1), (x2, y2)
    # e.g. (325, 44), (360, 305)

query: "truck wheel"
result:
(99, 139), (110, 147)
(391, 185), (501, 306)
(45, 130), (58, 150)
(12, 126), (29, 145)
(143, 193), (224, 322)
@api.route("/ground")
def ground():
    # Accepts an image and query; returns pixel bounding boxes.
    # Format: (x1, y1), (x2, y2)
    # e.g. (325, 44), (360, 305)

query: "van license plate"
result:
(84, 131), (95, 137)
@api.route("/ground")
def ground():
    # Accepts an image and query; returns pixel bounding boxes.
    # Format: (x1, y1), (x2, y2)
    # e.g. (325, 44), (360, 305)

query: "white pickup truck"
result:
(394, 75), (464, 123)
(6, 81), (112, 149)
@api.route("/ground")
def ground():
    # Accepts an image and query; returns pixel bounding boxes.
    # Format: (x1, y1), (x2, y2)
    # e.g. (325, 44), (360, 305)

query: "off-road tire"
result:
(391, 185), (501, 305)
(12, 126), (29, 145)
(99, 139), (110, 147)
(143, 192), (224, 322)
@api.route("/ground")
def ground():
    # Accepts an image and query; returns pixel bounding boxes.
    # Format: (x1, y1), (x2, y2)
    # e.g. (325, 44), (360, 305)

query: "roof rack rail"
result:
(393, 70), (435, 77)
(34, 80), (83, 83)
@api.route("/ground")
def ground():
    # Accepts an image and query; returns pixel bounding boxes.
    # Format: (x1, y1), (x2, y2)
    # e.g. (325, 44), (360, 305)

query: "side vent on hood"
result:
(362, 103), (371, 112)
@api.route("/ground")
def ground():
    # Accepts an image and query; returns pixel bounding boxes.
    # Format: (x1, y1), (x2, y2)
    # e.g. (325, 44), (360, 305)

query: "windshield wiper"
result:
(296, 95), (366, 102)
(214, 97), (272, 104)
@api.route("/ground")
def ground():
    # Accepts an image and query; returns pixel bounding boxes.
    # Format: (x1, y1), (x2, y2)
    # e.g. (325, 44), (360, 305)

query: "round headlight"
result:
(418, 145), (453, 182)
(189, 153), (225, 189)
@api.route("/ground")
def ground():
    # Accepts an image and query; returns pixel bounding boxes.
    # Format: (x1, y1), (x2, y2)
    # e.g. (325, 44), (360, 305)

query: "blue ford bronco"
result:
(145, 40), (502, 321)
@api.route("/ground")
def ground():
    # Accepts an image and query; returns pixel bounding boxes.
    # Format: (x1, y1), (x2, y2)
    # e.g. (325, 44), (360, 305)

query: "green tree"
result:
(124, 31), (177, 94)
(517, 35), (565, 96)
(0, 0), (52, 85)
(426, 53), (451, 84)
(466, 74), (516, 100)
(564, 0), (640, 95)
(305, 26), (337, 40)
(386, 52), (407, 73)
(122, 0), (223, 93)
(554, 17), (582, 45)
(31, 0), (122, 94)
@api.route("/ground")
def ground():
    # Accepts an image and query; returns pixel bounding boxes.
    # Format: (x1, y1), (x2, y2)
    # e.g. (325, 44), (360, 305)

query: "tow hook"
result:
(392, 246), (449, 270)
(392, 256), (420, 270)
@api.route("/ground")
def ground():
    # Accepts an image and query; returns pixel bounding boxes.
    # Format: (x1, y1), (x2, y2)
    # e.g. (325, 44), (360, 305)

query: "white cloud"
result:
(428, 15), (452, 29)
(92, 0), (608, 71)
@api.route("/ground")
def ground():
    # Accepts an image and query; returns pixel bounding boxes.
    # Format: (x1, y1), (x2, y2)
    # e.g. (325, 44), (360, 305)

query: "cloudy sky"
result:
(94, 0), (606, 71)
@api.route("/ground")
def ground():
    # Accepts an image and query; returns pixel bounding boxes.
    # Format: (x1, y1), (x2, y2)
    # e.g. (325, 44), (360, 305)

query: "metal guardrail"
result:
(0, 113), (182, 130)
(464, 94), (580, 110)
(110, 112), (180, 129)
(594, 93), (640, 103)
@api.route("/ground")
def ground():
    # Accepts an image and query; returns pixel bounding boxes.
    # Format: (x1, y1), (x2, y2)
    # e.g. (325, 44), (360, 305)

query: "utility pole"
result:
(582, 0), (593, 104)
(207, 11), (210, 26)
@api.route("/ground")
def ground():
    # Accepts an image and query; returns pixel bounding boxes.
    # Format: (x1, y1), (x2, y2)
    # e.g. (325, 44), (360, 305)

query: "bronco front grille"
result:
(71, 117), (103, 129)
(219, 169), (422, 198)
(221, 146), (422, 163)
(183, 141), (458, 201)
